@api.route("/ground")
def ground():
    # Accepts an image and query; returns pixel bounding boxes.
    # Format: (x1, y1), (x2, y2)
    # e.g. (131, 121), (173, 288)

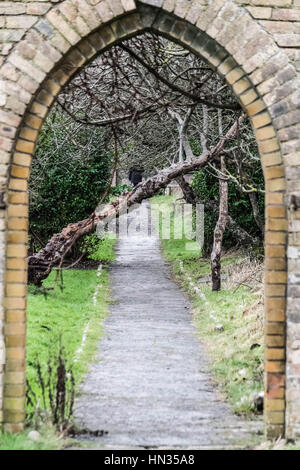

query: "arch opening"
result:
(2, 3), (288, 440)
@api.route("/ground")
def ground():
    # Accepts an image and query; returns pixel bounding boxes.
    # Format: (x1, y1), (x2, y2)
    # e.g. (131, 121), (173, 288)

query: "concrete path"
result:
(74, 205), (261, 449)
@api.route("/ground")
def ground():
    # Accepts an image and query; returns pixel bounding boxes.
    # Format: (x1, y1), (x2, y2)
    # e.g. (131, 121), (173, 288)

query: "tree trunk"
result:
(28, 116), (243, 286)
(248, 191), (264, 235)
(176, 175), (260, 246)
(211, 155), (228, 291)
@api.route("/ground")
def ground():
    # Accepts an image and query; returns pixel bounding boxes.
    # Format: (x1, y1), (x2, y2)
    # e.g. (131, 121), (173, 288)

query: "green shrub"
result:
(81, 233), (116, 262)
(29, 110), (112, 247)
(110, 184), (132, 197)
(191, 168), (264, 254)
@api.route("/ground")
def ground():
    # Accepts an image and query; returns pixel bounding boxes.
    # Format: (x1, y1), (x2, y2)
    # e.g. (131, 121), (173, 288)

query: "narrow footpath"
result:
(75, 204), (261, 449)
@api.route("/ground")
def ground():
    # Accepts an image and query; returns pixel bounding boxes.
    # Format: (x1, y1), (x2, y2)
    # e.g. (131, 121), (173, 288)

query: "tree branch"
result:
(120, 44), (241, 111)
(28, 115), (244, 285)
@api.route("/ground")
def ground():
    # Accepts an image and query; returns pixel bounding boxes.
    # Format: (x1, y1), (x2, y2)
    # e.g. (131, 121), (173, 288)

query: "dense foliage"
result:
(29, 110), (112, 248)
(192, 165), (264, 253)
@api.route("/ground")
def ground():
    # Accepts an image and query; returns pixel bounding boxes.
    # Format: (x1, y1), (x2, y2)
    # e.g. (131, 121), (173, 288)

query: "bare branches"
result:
(206, 162), (266, 193)
(31, 31), (264, 275)
(119, 43), (240, 111)
(29, 114), (243, 285)
(58, 33), (239, 134)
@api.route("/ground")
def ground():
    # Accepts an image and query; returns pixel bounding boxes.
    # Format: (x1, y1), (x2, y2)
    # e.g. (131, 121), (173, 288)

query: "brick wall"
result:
(236, 0), (300, 74)
(2, 1), (298, 70)
(0, 2), (299, 63)
(0, 0), (299, 439)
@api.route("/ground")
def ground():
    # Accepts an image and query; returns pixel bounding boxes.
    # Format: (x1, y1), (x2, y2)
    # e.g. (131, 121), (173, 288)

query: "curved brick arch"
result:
(0, 0), (300, 440)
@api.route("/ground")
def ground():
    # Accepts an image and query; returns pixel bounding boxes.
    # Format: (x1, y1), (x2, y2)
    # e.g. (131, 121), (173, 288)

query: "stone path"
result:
(74, 204), (262, 449)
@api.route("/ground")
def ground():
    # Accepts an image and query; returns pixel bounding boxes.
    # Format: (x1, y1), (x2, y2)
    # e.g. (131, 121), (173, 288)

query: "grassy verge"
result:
(0, 428), (64, 451)
(27, 267), (110, 389)
(20, 267), (109, 449)
(151, 195), (264, 416)
(151, 194), (202, 261)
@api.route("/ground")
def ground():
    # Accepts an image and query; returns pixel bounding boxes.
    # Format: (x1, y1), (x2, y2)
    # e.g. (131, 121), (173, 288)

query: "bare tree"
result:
(211, 155), (228, 291)
(30, 32), (264, 288)
(29, 116), (243, 285)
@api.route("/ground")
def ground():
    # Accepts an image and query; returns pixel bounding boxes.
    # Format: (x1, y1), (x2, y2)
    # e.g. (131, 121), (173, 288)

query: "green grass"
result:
(81, 233), (117, 262)
(151, 195), (264, 417)
(193, 284), (263, 414)
(151, 195), (202, 260)
(27, 268), (109, 387)
(2, 233), (115, 450)
(0, 264), (111, 450)
(0, 266), (111, 450)
(0, 427), (65, 451)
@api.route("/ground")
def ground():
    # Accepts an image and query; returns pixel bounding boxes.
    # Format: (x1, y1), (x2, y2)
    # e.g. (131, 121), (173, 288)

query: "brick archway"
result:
(0, 0), (299, 439)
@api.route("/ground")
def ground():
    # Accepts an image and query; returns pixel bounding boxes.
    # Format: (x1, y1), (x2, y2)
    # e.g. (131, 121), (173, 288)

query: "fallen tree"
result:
(28, 115), (244, 286)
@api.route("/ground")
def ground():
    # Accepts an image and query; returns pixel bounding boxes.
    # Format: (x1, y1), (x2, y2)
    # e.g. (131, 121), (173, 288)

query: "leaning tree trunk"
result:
(28, 115), (243, 286)
(211, 155), (228, 291)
